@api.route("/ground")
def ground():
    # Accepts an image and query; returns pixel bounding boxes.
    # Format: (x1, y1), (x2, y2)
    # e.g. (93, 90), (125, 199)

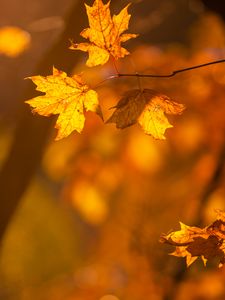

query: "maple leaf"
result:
(70, 0), (138, 67)
(160, 210), (225, 267)
(106, 89), (185, 140)
(25, 67), (102, 140)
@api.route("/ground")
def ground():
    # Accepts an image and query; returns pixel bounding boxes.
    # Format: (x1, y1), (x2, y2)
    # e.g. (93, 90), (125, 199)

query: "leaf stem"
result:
(128, 56), (143, 90)
(111, 57), (120, 75)
(136, 72), (143, 90)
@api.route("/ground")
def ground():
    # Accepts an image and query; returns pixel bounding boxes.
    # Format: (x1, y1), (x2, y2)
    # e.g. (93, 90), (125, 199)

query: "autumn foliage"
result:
(107, 89), (185, 140)
(161, 210), (225, 267)
(24, 0), (225, 272)
(26, 67), (102, 140)
(69, 0), (137, 66)
(3, 0), (225, 299)
(26, 0), (185, 141)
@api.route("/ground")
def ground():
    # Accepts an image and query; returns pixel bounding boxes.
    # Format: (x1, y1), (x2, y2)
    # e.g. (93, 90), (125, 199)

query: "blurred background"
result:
(1, 0), (225, 299)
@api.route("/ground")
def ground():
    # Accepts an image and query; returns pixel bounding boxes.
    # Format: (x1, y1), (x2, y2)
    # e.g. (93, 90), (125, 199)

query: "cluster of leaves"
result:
(160, 210), (225, 267)
(26, 0), (185, 141)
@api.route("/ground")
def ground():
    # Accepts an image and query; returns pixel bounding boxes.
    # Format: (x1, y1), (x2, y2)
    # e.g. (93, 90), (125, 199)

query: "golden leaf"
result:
(160, 210), (225, 267)
(106, 89), (185, 140)
(25, 67), (102, 140)
(70, 0), (137, 67)
(0, 26), (30, 57)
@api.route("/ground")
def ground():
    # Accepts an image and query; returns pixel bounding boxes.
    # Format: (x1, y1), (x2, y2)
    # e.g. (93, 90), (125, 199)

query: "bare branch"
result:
(118, 59), (225, 78)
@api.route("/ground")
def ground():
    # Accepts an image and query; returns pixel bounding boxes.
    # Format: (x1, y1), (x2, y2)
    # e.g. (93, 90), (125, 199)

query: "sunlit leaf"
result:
(25, 67), (102, 140)
(107, 89), (185, 140)
(70, 0), (137, 66)
(160, 210), (225, 267)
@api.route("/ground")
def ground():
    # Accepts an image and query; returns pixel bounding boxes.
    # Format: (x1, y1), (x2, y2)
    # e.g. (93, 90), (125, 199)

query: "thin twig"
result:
(118, 59), (225, 78)
(93, 74), (119, 88)
(94, 59), (225, 89)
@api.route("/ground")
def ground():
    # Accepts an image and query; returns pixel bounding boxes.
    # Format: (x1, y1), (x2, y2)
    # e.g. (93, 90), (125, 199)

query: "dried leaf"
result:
(70, 0), (137, 67)
(106, 89), (185, 140)
(25, 67), (102, 140)
(160, 210), (225, 267)
(0, 26), (30, 57)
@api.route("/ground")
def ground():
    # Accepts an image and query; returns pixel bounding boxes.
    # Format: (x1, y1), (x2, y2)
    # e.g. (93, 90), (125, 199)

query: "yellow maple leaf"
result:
(0, 26), (30, 57)
(70, 0), (138, 67)
(25, 67), (102, 140)
(106, 89), (185, 140)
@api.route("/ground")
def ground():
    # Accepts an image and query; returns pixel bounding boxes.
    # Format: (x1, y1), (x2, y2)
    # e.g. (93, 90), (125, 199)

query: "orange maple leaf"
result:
(106, 89), (185, 140)
(160, 210), (225, 267)
(25, 67), (102, 140)
(70, 0), (138, 67)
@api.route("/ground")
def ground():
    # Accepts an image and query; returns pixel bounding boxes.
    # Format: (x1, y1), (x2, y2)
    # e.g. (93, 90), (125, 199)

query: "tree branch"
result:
(117, 59), (225, 78)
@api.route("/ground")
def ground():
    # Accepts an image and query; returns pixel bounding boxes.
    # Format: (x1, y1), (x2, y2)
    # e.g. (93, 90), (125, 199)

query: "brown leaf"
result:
(160, 210), (225, 267)
(106, 89), (185, 140)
